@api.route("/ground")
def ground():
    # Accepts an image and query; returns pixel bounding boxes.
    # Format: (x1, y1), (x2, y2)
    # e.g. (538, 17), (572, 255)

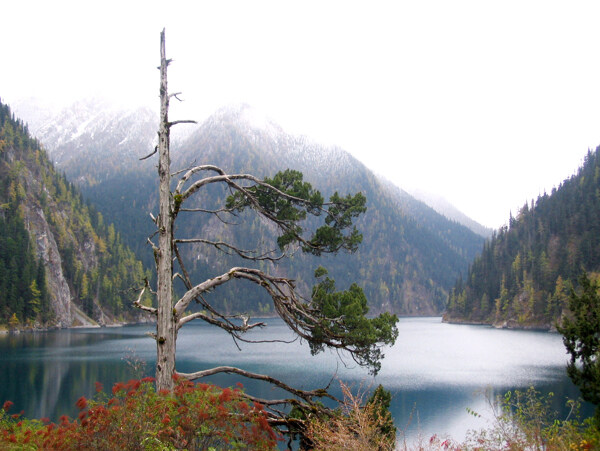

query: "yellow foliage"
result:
(8, 313), (19, 328)
(96, 235), (107, 254)
(305, 382), (395, 451)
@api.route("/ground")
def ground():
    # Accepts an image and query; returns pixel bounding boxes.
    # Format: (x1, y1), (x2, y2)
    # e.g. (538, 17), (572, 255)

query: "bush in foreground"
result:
(0, 377), (278, 450)
(306, 385), (600, 450)
(426, 387), (600, 451)
(303, 382), (396, 451)
(4, 379), (599, 450)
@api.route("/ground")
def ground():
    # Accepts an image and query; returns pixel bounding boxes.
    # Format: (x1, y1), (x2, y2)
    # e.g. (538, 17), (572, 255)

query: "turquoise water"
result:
(0, 317), (589, 444)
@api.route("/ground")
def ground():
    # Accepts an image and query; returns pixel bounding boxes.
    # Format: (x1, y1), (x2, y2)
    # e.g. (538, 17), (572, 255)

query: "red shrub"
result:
(75, 396), (87, 410)
(0, 378), (279, 450)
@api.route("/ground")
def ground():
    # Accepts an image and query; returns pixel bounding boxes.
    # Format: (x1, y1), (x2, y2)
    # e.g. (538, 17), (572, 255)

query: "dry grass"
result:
(304, 382), (395, 451)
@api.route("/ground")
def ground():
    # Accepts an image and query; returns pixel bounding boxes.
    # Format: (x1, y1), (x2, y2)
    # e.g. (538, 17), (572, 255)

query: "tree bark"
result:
(155, 29), (176, 391)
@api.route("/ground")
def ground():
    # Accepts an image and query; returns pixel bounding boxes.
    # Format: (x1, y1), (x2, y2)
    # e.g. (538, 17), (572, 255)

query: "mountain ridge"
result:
(406, 187), (493, 238)
(13, 99), (487, 234)
(13, 100), (485, 315)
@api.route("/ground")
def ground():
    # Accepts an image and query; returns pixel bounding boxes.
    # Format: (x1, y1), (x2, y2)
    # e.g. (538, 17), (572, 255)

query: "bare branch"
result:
(178, 206), (234, 214)
(133, 280), (157, 315)
(173, 244), (195, 292)
(175, 238), (284, 262)
(173, 244), (234, 327)
(172, 266), (292, 315)
(176, 366), (339, 405)
(171, 265), (359, 353)
(179, 208), (240, 225)
(139, 145), (158, 160)
(171, 160), (199, 177)
(147, 237), (159, 253)
(168, 119), (197, 127)
(174, 164), (226, 194)
(173, 269), (237, 314)
(177, 311), (265, 332)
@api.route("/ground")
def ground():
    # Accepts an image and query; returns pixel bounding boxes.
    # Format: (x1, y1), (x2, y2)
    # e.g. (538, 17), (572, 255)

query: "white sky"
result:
(2, 0), (600, 229)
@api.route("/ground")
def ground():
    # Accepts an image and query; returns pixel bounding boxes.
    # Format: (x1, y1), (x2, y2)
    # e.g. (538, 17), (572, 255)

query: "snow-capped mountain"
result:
(11, 100), (486, 315)
(13, 99), (157, 185)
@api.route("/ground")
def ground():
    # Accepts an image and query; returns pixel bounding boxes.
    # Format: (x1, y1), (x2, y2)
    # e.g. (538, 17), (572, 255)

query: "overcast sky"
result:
(2, 1), (600, 229)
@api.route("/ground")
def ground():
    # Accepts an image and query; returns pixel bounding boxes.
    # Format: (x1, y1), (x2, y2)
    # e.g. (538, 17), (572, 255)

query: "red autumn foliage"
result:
(75, 396), (87, 410)
(0, 378), (279, 450)
(219, 387), (232, 403)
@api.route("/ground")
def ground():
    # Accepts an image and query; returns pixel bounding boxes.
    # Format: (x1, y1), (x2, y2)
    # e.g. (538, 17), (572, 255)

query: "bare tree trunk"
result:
(156, 29), (176, 391)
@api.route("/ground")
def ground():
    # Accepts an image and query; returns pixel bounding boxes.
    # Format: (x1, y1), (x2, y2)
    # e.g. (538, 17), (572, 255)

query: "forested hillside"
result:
(0, 100), (150, 328)
(177, 106), (485, 314)
(445, 147), (600, 328)
(21, 102), (485, 315)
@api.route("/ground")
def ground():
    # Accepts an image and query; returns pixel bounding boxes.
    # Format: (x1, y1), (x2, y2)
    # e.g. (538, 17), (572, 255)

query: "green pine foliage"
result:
(558, 272), (600, 425)
(0, 99), (150, 326)
(446, 147), (600, 328)
(309, 267), (398, 375)
(0, 209), (52, 326)
(0, 101), (51, 326)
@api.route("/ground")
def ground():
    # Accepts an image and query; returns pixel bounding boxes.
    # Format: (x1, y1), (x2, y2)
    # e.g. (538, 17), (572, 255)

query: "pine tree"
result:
(558, 272), (600, 425)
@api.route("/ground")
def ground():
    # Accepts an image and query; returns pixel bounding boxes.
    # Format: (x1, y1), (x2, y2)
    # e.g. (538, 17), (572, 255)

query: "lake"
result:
(0, 317), (590, 446)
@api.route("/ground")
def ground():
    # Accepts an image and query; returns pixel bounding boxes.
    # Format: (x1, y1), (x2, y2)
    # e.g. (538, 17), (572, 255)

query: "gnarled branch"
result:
(177, 310), (265, 330)
(176, 366), (339, 407)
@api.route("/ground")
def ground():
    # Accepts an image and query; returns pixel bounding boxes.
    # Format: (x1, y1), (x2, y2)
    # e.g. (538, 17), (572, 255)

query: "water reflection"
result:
(0, 317), (592, 444)
(0, 328), (150, 420)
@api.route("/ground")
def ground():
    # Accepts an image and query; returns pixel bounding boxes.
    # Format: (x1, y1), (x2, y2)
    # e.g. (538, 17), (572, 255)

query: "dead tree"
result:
(135, 29), (398, 436)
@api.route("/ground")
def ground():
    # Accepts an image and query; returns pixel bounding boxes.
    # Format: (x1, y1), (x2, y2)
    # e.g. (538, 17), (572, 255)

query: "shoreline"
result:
(442, 314), (555, 332)
(4, 313), (558, 334)
(1, 319), (155, 335)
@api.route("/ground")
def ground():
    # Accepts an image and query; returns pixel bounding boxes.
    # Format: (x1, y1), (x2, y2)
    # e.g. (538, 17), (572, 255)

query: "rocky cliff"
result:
(0, 99), (151, 328)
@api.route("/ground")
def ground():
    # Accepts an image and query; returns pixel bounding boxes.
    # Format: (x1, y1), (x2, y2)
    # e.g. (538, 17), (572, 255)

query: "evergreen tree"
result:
(558, 272), (600, 425)
(0, 98), (150, 326)
(137, 31), (398, 441)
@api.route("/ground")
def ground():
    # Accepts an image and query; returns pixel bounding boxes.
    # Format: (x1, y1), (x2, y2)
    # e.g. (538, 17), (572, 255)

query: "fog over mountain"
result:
(406, 188), (493, 238)
(12, 98), (485, 315)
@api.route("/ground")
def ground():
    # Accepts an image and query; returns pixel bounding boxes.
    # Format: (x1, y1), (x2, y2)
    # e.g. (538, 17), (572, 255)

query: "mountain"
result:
(18, 99), (157, 183)
(445, 147), (600, 329)
(406, 188), (493, 238)
(17, 101), (485, 315)
(0, 99), (151, 328)
(12, 99), (165, 259)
